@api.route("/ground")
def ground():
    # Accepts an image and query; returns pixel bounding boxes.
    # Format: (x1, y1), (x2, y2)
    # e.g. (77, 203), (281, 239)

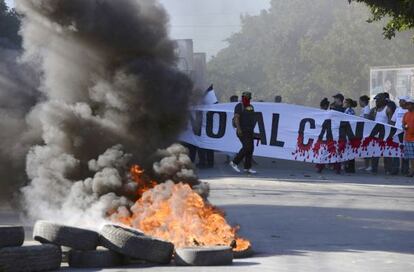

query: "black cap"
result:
(374, 93), (387, 100)
(333, 93), (344, 101)
(242, 92), (252, 99)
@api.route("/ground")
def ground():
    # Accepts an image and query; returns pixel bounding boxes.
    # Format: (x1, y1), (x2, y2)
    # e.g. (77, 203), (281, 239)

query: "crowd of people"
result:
(186, 85), (414, 177)
(317, 92), (414, 176)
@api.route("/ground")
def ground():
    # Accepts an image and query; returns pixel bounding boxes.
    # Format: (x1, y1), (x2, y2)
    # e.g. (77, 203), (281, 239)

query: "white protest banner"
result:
(180, 103), (403, 163)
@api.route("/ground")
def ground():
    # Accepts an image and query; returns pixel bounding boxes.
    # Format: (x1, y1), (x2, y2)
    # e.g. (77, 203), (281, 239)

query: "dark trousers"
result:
(345, 160), (355, 173)
(371, 157), (392, 173)
(392, 158), (409, 175)
(316, 163), (341, 173)
(233, 131), (254, 170)
(181, 143), (197, 163)
(402, 159), (410, 174)
(198, 148), (214, 167)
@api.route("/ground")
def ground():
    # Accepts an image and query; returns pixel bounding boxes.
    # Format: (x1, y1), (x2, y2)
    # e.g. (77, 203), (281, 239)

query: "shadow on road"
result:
(222, 204), (414, 256)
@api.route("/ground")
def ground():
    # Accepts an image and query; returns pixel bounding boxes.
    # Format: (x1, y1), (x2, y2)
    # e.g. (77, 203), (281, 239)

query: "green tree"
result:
(0, 0), (22, 48)
(208, 0), (414, 106)
(349, 0), (414, 40)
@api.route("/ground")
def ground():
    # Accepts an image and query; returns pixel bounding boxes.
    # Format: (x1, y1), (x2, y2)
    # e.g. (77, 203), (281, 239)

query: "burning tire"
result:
(68, 247), (123, 268)
(233, 246), (254, 259)
(175, 246), (233, 266)
(0, 226), (24, 248)
(100, 224), (174, 264)
(33, 221), (99, 250)
(0, 244), (61, 272)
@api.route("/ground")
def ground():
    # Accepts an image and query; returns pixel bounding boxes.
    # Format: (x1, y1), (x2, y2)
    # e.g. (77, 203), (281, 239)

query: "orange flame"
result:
(130, 165), (158, 198)
(114, 165), (251, 252)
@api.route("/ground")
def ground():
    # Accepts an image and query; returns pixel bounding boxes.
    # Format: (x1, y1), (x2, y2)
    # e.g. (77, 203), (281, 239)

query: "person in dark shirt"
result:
(316, 98), (331, 173)
(328, 93), (345, 173)
(274, 95), (282, 103)
(331, 93), (345, 112)
(230, 91), (257, 174)
(230, 95), (239, 103)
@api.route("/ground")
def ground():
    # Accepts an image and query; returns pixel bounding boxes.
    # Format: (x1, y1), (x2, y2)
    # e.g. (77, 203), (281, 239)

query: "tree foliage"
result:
(208, 0), (414, 106)
(349, 0), (414, 40)
(0, 0), (21, 48)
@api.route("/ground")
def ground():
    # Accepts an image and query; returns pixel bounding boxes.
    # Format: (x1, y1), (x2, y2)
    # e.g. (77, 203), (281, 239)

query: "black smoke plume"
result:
(12, 0), (194, 225)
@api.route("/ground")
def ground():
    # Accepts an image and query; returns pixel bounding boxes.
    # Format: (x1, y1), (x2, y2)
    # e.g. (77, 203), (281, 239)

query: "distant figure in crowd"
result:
(230, 91), (257, 174)
(359, 95), (371, 119)
(384, 92), (399, 174)
(320, 97), (330, 110)
(331, 93), (346, 112)
(330, 93), (345, 174)
(402, 98), (414, 177)
(371, 93), (393, 174)
(391, 96), (410, 175)
(225, 95), (240, 163)
(359, 95), (372, 171)
(230, 95), (239, 103)
(384, 92), (397, 119)
(344, 98), (358, 173)
(344, 98), (357, 115)
(316, 98), (332, 173)
(274, 95), (282, 103)
(197, 84), (217, 169)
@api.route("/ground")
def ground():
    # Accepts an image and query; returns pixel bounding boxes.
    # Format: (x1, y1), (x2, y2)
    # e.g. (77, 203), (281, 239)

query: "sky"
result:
(5, 0), (270, 58)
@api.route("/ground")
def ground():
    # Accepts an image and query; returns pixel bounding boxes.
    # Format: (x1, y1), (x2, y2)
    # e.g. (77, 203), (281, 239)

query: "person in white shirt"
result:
(359, 95), (371, 119)
(391, 96), (409, 129)
(371, 93), (393, 174)
(390, 96), (410, 175)
(198, 84), (218, 168)
(358, 95), (372, 171)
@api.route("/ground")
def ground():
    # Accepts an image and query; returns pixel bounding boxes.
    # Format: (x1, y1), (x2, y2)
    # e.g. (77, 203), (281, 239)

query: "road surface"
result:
(1, 156), (413, 271)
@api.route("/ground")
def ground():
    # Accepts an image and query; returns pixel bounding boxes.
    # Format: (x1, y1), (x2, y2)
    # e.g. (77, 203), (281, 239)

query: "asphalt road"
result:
(1, 156), (414, 271)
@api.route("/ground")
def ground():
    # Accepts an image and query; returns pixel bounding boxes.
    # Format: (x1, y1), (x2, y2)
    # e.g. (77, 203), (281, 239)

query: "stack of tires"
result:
(0, 225), (61, 272)
(33, 221), (123, 269)
(32, 221), (176, 268)
(2, 221), (237, 270)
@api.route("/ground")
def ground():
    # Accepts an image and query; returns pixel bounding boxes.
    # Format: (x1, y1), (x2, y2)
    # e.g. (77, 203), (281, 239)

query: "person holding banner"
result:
(359, 95), (371, 119)
(402, 98), (414, 177)
(371, 93), (393, 174)
(316, 98), (336, 173)
(331, 93), (346, 113)
(197, 84), (218, 169)
(330, 93), (346, 174)
(359, 95), (372, 171)
(230, 91), (257, 174)
(391, 96), (409, 175)
(344, 98), (358, 173)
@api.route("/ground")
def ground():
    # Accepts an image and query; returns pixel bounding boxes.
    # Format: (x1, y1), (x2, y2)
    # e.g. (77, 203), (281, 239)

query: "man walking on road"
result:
(230, 91), (257, 174)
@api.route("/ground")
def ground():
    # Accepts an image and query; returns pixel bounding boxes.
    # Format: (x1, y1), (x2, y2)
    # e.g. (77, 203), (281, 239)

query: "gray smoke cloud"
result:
(13, 0), (195, 226)
(153, 143), (198, 184)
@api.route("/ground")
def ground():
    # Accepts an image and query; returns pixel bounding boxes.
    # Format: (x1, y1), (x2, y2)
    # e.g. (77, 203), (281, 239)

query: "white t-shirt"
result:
(375, 107), (389, 124)
(391, 107), (408, 129)
(360, 105), (370, 118)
